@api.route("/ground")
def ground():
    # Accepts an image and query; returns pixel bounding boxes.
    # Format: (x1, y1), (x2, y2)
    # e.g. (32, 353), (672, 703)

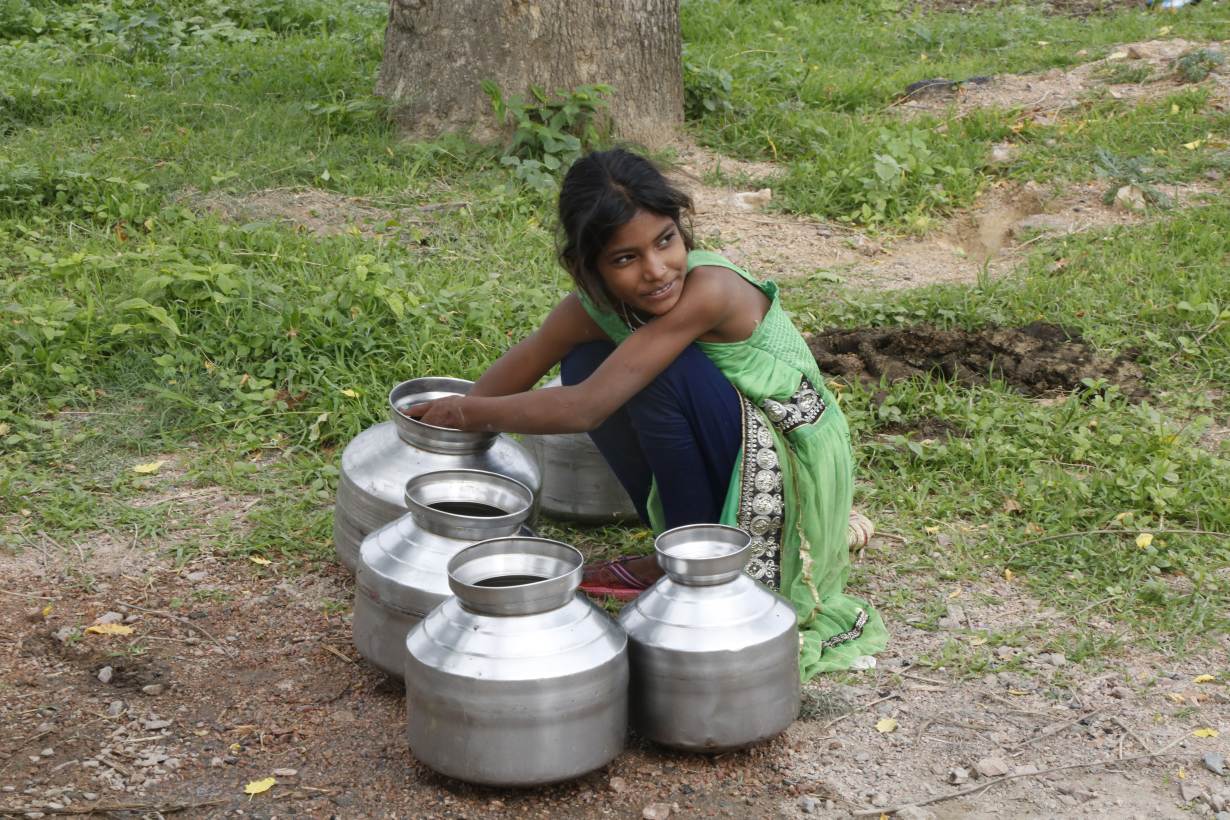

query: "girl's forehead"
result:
(604, 210), (675, 249)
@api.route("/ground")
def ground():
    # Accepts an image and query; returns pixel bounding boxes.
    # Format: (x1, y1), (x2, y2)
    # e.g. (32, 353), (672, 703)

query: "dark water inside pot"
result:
(429, 502), (508, 517)
(474, 575), (547, 588)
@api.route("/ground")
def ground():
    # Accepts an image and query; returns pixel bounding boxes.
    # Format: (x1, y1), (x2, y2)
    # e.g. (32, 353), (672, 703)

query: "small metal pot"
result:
(353, 469), (535, 677)
(404, 537), (628, 786)
(333, 377), (541, 572)
(619, 524), (800, 752)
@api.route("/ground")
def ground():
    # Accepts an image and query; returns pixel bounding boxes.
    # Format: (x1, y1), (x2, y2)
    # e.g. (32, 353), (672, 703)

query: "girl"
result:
(410, 148), (886, 677)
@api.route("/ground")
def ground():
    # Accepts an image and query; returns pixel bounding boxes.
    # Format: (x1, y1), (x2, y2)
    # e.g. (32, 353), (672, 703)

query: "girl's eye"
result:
(657, 231), (675, 247)
(613, 254), (633, 265)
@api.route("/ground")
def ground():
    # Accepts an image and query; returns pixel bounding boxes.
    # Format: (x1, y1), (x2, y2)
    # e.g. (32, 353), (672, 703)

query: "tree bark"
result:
(376, 0), (683, 149)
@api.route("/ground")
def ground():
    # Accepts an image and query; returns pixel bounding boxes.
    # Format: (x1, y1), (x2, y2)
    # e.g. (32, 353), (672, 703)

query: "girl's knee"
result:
(560, 340), (616, 386)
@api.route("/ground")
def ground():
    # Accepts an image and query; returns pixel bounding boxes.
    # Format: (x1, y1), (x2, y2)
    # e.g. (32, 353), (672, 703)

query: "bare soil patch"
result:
(807, 322), (1146, 397)
(669, 144), (1220, 291)
(180, 188), (434, 241)
(896, 39), (1230, 122)
(4, 507), (1228, 818)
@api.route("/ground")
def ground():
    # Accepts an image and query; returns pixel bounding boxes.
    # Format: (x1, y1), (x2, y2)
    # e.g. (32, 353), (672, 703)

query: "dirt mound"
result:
(808, 322), (1144, 396)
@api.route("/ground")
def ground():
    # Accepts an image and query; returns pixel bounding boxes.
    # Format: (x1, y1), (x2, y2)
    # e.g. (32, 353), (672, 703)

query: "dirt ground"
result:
(3, 456), (1229, 820)
(806, 323), (1146, 397)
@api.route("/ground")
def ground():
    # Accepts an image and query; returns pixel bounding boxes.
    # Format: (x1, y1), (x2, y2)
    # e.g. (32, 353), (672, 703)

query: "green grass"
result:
(1, 0), (1227, 660)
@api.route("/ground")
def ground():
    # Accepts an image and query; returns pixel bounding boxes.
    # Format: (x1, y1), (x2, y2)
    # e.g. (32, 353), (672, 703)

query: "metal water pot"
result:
(353, 469), (535, 678)
(618, 524), (800, 752)
(523, 378), (638, 524)
(404, 537), (628, 786)
(334, 377), (542, 572)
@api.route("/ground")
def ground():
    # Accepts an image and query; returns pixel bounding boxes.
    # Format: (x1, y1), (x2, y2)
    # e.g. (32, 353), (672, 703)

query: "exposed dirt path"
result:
(2, 461), (1227, 819)
(670, 143), (1220, 290)
(894, 39), (1230, 123)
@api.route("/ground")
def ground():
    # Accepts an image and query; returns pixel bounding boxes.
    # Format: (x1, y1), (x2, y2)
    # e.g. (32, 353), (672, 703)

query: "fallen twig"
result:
(850, 748), (1198, 816)
(821, 693), (901, 732)
(1011, 705), (1104, 753)
(117, 600), (235, 657)
(1110, 716), (1153, 755)
(0, 798), (227, 815)
(0, 588), (55, 601)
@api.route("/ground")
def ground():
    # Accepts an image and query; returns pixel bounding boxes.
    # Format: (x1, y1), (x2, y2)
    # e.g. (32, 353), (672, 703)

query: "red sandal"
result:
(579, 555), (664, 602)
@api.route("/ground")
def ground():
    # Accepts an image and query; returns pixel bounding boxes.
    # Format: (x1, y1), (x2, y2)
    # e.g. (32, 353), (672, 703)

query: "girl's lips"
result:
(642, 280), (675, 301)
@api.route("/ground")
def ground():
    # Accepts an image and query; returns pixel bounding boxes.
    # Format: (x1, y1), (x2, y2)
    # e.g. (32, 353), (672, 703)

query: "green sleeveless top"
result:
(579, 249), (887, 678)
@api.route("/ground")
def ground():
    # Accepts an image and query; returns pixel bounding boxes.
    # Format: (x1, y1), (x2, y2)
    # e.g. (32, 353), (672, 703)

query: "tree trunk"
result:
(376, 0), (683, 149)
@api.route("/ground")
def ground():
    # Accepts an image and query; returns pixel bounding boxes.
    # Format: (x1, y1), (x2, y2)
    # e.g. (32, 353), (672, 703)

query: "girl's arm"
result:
(412, 268), (733, 434)
(467, 294), (608, 398)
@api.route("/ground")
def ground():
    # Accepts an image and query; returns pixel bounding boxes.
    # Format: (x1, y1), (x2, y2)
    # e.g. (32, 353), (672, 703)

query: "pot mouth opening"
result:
(404, 469), (534, 536)
(655, 524), (751, 585)
(389, 377), (497, 452)
(448, 537), (583, 615)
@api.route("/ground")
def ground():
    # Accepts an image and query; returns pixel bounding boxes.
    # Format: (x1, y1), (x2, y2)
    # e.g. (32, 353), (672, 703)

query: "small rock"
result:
(1126, 44), (1148, 60)
(106, 701), (124, 718)
(53, 626), (76, 643)
(642, 803), (672, 820)
(40, 748), (54, 757)
(1207, 169), (1224, 182)
(975, 757), (1010, 778)
(141, 684), (165, 696)
(1205, 752), (1227, 776)
(94, 612), (124, 625)
(797, 795), (817, 814)
(729, 189), (772, 212)
(1181, 782), (1204, 803)
(608, 776), (628, 793)
(989, 143), (1017, 165)
(855, 752), (872, 764)
(143, 719), (171, 730)
(97, 666), (113, 684)
(272, 768), (298, 777)
(186, 571), (209, 583)
(1045, 652), (1067, 667)
(1209, 791), (1228, 812)
(25, 607), (47, 623)
(1108, 685), (1133, 699)
(939, 605), (966, 631)
(1112, 185), (1147, 214)
(1013, 765), (1040, 776)
(209, 757), (224, 768)
(871, 793), (890, 807)
(948, 767), (970, 785)
(81, 793), (98, 801)
(895, 808), (936, 820)
(996, 646), (1015, 660)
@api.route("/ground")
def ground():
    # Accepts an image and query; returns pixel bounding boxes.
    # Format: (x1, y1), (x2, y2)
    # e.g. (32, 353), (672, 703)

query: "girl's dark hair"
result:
(557, 148), (693, 309)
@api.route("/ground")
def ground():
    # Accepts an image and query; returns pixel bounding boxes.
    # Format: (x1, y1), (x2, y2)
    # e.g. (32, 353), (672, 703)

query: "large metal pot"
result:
(404, 537), (628, 786)
(523, 378), (638, 524)
(353, 469), (535, 678)
(618, 524), (800, 752)
(333, 377), (541, 572)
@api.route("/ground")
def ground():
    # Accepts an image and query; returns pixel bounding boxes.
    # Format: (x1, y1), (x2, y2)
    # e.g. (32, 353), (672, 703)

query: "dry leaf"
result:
(924, 526), (940, 535)
(1178, 767), (1187, 780)
(1007, 689), (1030, 696)
(243, 777), (276, 796)
(248, 556), (273, 566)
(1135, 532), (1154, 549)
(875, 717), (898, 733)
(948, 588), (962, 599)
(1193, 675), (1216, 684)
(41, 604), (53, 617)
(340, 388), (359, 398)
(1002, 498), (1022, 514)
(1169, 693), (1186, 703)
(1192, 728), (1219, 738)
(1003, 568), (1015, 582)
(1182, 139), (1203, 151)
(1170, 103), (1180, 114)
(85, 623), (134, 636)
(131, 460), (167, 475)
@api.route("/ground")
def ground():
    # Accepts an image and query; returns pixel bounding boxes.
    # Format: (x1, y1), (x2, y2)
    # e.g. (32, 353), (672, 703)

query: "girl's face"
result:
(596, 209), (688, 318)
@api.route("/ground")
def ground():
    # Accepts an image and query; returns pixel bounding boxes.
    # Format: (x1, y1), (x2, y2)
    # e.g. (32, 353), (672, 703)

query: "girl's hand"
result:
(404, 396), (471, 430)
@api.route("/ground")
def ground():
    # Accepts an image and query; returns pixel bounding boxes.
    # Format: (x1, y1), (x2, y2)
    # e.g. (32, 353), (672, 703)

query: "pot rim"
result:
(447, 536), (583, 616)
(389, 377), (498, 454)
(654, 524), (751, 586)
(403, 469), (534, 539)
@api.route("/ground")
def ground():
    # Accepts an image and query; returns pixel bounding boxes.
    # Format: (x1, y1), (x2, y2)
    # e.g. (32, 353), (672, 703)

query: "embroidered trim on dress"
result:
(822, 608), (868, 649)
(760, 376), (826, 435)
(737, 396), (783, 589)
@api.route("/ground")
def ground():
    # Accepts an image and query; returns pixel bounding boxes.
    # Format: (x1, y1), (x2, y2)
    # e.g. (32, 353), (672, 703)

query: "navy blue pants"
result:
(560, 341), (743, 529)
